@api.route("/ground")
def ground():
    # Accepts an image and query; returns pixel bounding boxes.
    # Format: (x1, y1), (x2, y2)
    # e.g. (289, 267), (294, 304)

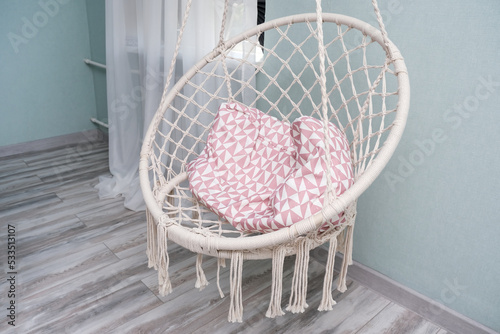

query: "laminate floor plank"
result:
(8, 190), (113, 234)
(0, 142), (451, 334)
(54, 177), (106, 200)
(0, 145), (107, 193)
(27, 281), (161, 334)
(0, 158), (27, 177)
(0, 181), (50, 208)
(0, 181), (110, 223)
(19, 243), (119, 299)
(23, 142), (108, 167)
(0, 192), (61, 220)
(103, 222), (147, 260)
(437, 329), (450, 334)
(356, 302), (442, 334)
(76, 197), (140, 227)
(0, 174), (44, 195)
(16, 215), (83, 241)
(15, 207), (143, 260)
(38, 161), (109, 184)
(16, 252), (154, 333)
(0, 174), (102, 207)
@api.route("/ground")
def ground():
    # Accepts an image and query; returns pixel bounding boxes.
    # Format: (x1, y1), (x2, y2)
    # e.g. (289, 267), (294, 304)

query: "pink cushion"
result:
(187, 102), (353, 233)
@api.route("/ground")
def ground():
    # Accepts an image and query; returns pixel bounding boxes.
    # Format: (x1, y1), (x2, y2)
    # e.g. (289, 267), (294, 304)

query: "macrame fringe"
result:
(228, 251), (244, 323)
(146, 208), (157, 269)
(157, 223), (172, 296)
(217, 257), (226, 298)
(266, 246), (286, 318)
(318, 237), (338, 311)
(195, 253), (209, 290)
(286, 238), (311, 313)
(338, 225), (354, 293)
(336, 226), (346, 253)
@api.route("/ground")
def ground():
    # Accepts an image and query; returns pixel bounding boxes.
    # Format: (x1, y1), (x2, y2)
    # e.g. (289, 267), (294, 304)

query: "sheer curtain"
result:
(97, 0), (257, 211)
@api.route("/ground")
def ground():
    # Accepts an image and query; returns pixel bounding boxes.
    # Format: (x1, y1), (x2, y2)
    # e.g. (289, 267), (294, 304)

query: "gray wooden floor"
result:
(0, 141), (448, 334)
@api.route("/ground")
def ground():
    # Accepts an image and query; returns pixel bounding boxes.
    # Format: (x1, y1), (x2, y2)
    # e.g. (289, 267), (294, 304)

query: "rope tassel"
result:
(157, 223), (172, 296)
(217, 257), (226, 298)
(195, 253), (209, 290)
(338, 225), (354, 293)
(266, 246), (286, 318)
(318, 237), (338, 311)
(228, 251), (244, 323)
(286, 238), (311, 313)
(146, 208), (158, 269)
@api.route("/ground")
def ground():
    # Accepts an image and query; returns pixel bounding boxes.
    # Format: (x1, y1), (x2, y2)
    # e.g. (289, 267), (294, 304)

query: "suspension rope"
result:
(218, 0), (235, 101)
(316, 0), (335, 208)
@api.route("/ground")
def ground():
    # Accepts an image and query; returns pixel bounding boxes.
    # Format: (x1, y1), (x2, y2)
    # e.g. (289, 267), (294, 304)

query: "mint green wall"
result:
(0, 0), (98, 146)
(85, 0), (107, 126)
(268, 0), (500, 331)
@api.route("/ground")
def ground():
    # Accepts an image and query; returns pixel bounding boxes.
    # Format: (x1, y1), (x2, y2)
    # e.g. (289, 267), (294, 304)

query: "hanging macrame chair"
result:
(140, 0), (409, 323)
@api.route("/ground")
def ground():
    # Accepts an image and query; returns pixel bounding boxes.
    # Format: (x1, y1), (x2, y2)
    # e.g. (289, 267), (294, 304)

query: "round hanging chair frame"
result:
(139, 12), (410, 259)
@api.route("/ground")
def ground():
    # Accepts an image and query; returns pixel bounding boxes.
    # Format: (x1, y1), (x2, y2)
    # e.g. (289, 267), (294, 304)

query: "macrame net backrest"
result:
(139, 0), (409, 322)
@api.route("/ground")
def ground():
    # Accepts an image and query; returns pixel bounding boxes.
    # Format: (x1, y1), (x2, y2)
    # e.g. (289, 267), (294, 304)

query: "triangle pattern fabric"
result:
(187, 102), (354, 233)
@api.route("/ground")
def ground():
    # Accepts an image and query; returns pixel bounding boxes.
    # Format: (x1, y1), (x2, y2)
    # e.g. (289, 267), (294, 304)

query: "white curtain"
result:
(97, 0), (257, 211)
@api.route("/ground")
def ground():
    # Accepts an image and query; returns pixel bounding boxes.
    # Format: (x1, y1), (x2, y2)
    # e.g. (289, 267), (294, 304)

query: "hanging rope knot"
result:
(215, 40), (227, 55)
(388, 48), (408, 75)
(322, 200), (343, 224)
(385, 42), (394, 61)
(195, 253), (209, 290)
(344, 202), (357, 222)
(192, 227), (214, 237)
(158, 213), (175, 228)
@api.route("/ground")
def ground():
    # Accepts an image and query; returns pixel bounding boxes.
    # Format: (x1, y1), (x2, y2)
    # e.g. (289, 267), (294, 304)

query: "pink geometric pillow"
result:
(187, 102), (353, 233)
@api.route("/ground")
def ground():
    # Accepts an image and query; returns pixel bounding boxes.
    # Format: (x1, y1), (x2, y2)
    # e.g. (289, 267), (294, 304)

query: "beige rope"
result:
(228, 251), (244, 322)
(371, 0), (392, 58)
(338, 225), (354, 292)
(143, 0), (194, 166)
(217, 257), (226, 298)
(217, 0), (234, 101)
(286, 238), (312, 313)
(318, 236), (338, 311)
(163, 0), (192, 98)
(266, 245), (286, 318)
(146, 208), (158, 269)
(157, 222), (172, 296)
(315, 0), (336, 209)
(195, 253), (209, 290)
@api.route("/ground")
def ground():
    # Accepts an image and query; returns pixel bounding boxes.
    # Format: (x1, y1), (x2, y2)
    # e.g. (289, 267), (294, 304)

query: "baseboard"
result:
(0, 129), (108, 158)
(312, 247), (498, 334)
